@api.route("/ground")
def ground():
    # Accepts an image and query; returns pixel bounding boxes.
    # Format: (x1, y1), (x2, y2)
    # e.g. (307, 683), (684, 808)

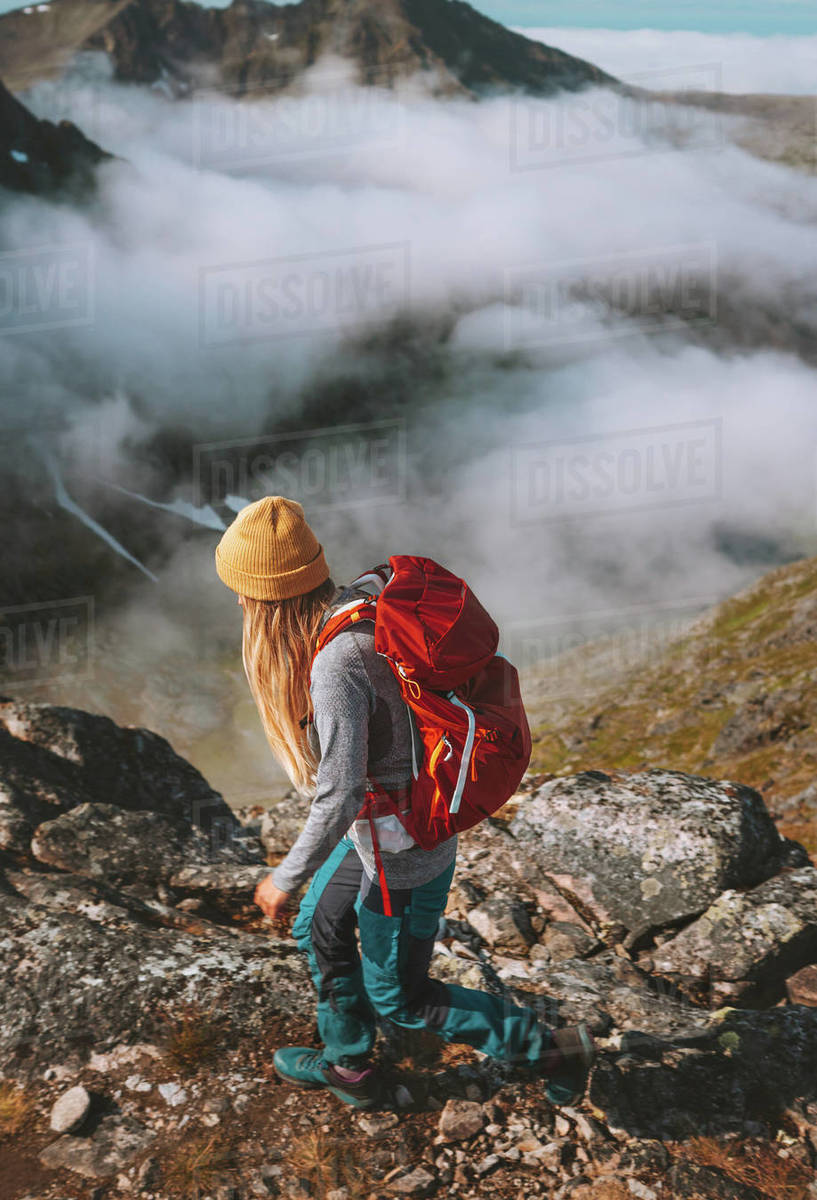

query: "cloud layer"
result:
(521, 27), (817, 95)
(1, 50), (816, 797)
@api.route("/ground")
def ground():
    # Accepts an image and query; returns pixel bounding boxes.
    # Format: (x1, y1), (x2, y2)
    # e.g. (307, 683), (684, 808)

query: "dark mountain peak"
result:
(0, 75), (109, 196)
(0, 0), (615, 99)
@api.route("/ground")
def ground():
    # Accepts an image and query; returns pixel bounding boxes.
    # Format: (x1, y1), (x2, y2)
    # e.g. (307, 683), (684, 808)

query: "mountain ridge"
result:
(0, 0), (616, 98)
(0, 74), (109, 194)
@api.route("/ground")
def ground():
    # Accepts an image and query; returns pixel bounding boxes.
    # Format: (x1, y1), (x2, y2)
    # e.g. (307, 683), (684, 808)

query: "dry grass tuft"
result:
(163, 1132), (235, 1198)
(0, 1081), (33, 1137)
(592, 1183), (633, 1200)
(568, 1179), (632, 1200)
(160, 1004), (224, 1075)
(287, 1127), (370, 1200)
(675, 1134), (814, 1200)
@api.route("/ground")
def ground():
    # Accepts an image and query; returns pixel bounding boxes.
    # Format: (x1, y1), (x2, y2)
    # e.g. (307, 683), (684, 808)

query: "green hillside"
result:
(522, 555), (817, 858)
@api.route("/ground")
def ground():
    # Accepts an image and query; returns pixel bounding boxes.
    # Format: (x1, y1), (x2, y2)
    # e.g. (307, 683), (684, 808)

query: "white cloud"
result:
(519, 27), (817, 95)
(3, 57), (817, 633)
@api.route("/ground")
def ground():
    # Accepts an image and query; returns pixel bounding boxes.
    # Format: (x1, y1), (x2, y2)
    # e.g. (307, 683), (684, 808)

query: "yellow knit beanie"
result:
(214, 496), (329, 601)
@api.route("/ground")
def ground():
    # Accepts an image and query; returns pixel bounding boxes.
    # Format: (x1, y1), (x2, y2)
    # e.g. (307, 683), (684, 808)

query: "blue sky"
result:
(477, 1), (817, 34)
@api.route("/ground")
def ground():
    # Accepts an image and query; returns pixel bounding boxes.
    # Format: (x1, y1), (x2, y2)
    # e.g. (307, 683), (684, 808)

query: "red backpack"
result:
(310, 555), (532, 913)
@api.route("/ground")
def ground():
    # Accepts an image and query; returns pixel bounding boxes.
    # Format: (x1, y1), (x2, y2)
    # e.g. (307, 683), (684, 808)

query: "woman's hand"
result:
(254, 875), (291, 922)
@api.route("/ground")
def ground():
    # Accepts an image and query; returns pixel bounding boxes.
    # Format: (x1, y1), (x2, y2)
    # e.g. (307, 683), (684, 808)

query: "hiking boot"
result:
(539, 1023), (596, 1106)
(272, 1046), (379, 1108)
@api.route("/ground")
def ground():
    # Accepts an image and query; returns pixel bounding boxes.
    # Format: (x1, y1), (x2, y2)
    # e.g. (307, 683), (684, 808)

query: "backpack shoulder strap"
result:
(301, 599), (375, 730)
(312, 596), (376, 664)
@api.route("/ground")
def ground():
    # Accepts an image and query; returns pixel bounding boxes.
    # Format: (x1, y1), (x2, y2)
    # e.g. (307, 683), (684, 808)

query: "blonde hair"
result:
(241, 578), (337, 795)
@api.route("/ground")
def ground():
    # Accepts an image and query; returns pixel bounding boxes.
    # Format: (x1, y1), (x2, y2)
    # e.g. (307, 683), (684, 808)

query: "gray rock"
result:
(438, 1098), (485, 1140)
(712, 689), (810, 759)
(158, 1082), (187, 1106)
(169, 863), (269, 897)
(511, 769), (791, 943)
(259, 802), (308, 857)
(358, 1111), (399, 1136)
(652, 866), (817, 1006)
(526, 949), (710, 1040)
(39, 1114), (154, 1179)
(394, 1084), (414, 1108)
(5, 868), (244, 942)
(136, 1155), (161, 1189)
(31, 803), (205, 886)
(390, 1166), (436, 1196)
(0, 698), (239, 836)
(786, 963), (817, 1006)
(467, 896), (535, 954)
(558, 1107), (608, 1145)
(50, 1084), (91, 1133)
(590, 1006), (817, 1140)
(0, 725), (94, 854)
(0, 888), (305, 1075)
(124, 1074), (151, 1093)
(474, 1153), (501, 1176)
(668, 1158), (766, 1199)
(539, 921), (601, 962)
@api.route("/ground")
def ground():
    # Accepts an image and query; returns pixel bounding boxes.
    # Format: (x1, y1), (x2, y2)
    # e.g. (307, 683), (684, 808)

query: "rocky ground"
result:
(1, 699), (817, 1200)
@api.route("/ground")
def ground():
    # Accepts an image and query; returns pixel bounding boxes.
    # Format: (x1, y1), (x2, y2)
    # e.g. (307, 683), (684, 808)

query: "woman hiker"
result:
(214, 495), (596, 1110)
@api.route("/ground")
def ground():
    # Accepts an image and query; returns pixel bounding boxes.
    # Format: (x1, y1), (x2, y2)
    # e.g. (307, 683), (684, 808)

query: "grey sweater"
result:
(271, 587), (458, 894)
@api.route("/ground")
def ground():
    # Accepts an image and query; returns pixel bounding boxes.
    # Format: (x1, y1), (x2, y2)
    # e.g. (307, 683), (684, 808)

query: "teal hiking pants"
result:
(291, 837), (554, 1069)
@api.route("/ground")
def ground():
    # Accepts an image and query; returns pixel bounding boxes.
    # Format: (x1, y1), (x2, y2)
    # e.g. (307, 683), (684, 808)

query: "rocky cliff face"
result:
(2, 698), (817, 1198)
(0, 0), (614, 98)
(0, 76), (109, 196)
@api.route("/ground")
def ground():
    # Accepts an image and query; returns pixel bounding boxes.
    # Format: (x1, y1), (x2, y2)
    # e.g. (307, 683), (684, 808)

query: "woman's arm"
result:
(268, 630), (373, 896)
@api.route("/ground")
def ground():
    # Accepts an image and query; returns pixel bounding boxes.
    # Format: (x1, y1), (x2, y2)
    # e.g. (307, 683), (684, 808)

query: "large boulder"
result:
(4, 868), (235, 936)
(0, 887), (305, 1075)
(517, 948), (713, 1042)
(590, 1006), (817, 1140)
(31, 803), (208, 886)
(650, 866), (817, 1007)
(510, 769), (806, 944)
(168, 863), (270, 898)
(0, 700), (288, 1074)
(0, 725), (96, 854)
(467, 895), (536, 955)
(0, 699), (250, 861)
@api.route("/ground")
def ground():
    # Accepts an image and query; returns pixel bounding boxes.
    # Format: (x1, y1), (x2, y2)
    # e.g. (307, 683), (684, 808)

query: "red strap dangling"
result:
(364, 791), (393, 917)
